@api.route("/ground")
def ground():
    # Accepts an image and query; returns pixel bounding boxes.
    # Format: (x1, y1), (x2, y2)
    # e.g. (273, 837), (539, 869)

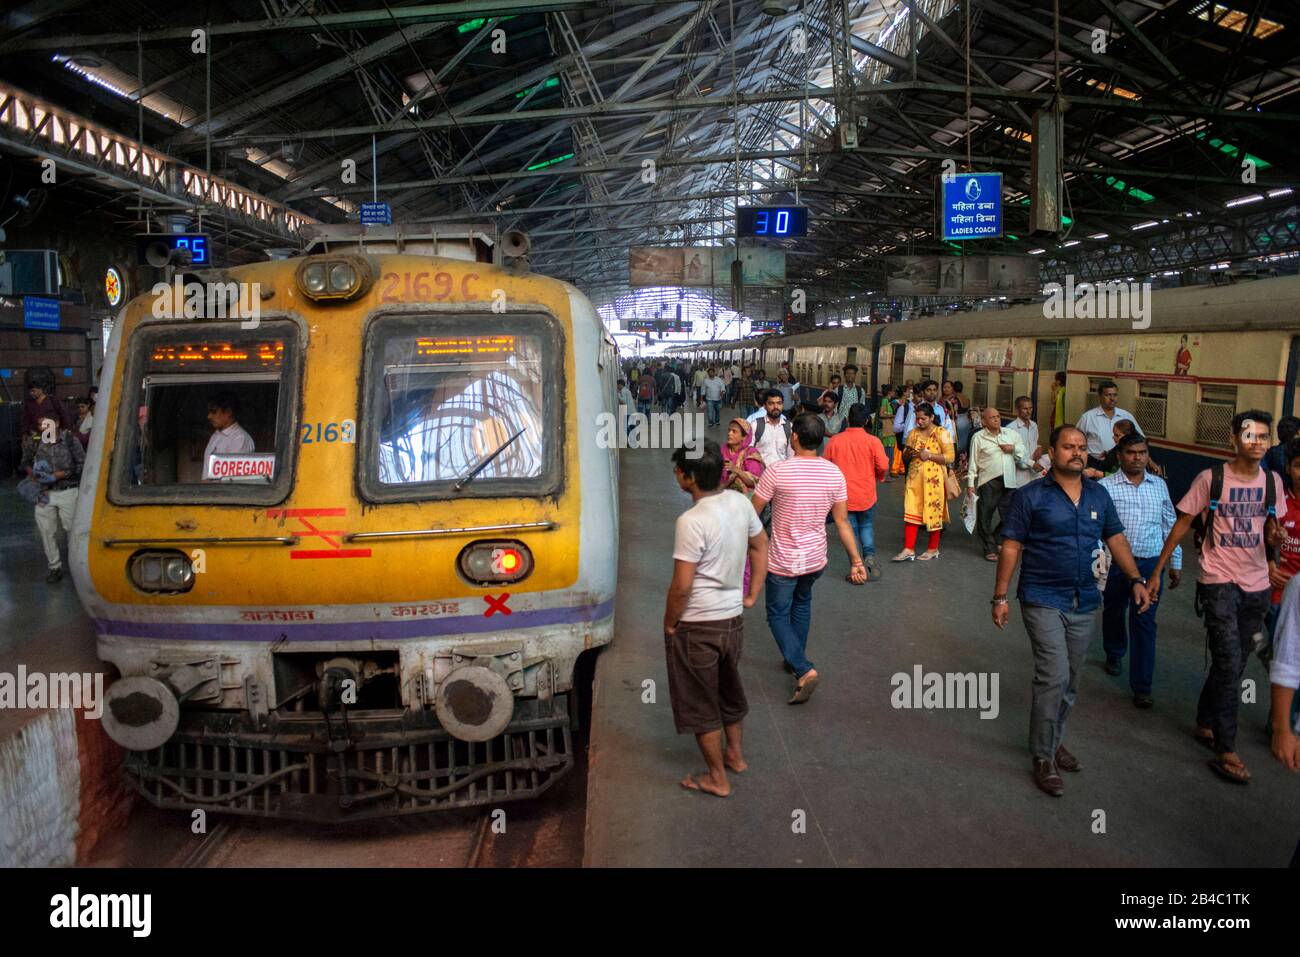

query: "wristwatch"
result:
(991, 595), (1009, 606)
(1129, 577), (1147, 587)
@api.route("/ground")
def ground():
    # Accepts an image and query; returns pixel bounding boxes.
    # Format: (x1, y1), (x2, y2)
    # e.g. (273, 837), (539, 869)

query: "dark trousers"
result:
(1196, 583), (1271, 754)
(974, 476), (1012, 554)
(1101, 555), (1162, 695)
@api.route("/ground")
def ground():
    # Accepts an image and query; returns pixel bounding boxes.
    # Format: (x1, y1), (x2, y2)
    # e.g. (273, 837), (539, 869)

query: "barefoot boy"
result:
(664, 440), (768, 796)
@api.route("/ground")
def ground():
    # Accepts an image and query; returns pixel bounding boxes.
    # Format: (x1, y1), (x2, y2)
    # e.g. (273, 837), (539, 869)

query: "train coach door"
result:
(890, 343), (905, 387)
(1032, 338), (1069, 438)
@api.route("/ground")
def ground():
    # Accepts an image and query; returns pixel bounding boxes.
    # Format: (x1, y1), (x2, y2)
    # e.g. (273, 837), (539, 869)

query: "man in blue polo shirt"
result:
(992, 425), (1154, 797)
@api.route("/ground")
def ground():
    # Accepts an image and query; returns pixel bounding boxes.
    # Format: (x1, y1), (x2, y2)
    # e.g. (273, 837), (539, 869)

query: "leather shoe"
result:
(1033, 759), (1064, 796)
(1055, 744), (1082, 772)
(1103, 658), (1122, 676)
(1133, 693), (1153, 709)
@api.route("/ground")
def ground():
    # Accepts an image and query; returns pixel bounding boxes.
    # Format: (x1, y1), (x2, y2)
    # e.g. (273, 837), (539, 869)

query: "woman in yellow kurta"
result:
(892, 402), (955, 562)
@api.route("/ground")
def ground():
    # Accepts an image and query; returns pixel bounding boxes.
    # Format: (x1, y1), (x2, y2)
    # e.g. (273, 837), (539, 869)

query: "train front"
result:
(69, 226), (617, 820)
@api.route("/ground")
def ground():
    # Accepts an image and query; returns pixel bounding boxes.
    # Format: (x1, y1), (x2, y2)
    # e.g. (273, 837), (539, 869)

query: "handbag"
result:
(944, 467), (963, 500)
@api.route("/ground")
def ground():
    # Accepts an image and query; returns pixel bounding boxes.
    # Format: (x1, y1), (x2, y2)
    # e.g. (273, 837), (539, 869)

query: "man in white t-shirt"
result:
(752, 412), (867, 705)
(664, 440), (768, 798)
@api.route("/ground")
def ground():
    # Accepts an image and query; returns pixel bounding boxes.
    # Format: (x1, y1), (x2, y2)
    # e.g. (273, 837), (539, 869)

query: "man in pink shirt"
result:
(1150, 409), (1286, 784)
(822, 403), (890, 582)
(752, 412), (868, 704)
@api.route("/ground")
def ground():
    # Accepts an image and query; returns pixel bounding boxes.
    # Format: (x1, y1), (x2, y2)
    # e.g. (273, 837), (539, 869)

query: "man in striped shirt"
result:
(752, 412), (868, 705)
(1099, 432), (1181, 708)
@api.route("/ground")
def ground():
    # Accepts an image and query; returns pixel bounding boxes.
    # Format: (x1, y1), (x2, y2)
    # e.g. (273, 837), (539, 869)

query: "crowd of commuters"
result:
(642, 355), (1299, 809)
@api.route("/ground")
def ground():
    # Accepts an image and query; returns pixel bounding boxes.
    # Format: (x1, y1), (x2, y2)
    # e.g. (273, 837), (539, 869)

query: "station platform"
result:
(584, 419), (1297, 867)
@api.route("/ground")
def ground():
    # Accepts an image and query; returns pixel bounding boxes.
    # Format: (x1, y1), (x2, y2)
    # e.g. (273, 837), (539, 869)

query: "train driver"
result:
(203, 390), (255, 479)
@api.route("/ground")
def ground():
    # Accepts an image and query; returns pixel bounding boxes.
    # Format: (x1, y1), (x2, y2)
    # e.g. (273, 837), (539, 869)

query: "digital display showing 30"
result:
(737, 206), (809, 238)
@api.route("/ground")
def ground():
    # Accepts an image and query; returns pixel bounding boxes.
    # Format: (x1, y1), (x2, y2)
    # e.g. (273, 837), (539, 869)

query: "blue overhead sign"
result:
(937, 172), (1003, 240)
(360, 202), (392, 226)
(23, 296), (61, 330)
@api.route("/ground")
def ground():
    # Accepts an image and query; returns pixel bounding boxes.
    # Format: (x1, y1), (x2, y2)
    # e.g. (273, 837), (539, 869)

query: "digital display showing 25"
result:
(737, 206), (809, 238)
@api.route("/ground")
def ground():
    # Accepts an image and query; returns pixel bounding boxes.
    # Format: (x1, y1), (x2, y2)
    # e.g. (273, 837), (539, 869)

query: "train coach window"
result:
(360, 314), (561, 502)
(1135, 381), (1167, 437)
(1196, 385), (1237, 449)
(110, 322), (300, 504)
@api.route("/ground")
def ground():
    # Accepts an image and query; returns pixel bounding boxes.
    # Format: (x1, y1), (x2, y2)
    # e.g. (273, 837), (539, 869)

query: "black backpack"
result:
(1191, 462), (1278, 559)
(753, 417), (792, 446)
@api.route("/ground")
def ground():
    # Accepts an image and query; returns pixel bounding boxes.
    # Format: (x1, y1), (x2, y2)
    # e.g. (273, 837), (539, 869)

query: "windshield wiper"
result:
(453, 426), (527, 492)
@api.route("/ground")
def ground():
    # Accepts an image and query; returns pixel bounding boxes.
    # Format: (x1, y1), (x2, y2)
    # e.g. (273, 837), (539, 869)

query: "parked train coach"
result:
(671, 276), (1300, 496)
(69, 225), (620, 820)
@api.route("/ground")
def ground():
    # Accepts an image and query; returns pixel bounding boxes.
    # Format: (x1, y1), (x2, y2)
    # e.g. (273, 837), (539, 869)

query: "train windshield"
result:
(110, 321), (300, 503)
(361, 314), (562, 501)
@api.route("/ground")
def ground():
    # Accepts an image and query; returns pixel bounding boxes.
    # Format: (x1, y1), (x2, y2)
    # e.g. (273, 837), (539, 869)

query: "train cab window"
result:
(973, 370), (989, 407)
(110, 322), (300, 504)
(360, 314), (561, 502)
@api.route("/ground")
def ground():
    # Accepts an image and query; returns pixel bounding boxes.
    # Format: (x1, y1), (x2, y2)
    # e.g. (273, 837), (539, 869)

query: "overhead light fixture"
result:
(762, 0), (791, 15)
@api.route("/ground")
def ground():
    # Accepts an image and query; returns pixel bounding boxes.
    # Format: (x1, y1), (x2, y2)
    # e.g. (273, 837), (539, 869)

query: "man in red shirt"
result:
(822, 403), (889, 582)
(752, 413), (867, 705)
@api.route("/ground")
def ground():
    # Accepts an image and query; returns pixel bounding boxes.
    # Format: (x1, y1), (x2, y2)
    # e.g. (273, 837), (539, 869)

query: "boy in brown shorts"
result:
(663, 440), (768, 796)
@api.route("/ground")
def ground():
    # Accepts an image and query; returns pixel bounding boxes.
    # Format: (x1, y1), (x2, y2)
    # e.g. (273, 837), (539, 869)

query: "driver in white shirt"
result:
(203, 390), (255, 478)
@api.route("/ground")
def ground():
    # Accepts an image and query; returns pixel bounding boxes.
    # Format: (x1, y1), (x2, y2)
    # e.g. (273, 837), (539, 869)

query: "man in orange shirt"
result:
(823, 403), (890, 582)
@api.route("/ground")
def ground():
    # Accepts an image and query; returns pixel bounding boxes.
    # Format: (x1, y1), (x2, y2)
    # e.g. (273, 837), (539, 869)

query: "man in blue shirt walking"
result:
(992, 425), (1154, 796)
(1099, 433), (1182, 708)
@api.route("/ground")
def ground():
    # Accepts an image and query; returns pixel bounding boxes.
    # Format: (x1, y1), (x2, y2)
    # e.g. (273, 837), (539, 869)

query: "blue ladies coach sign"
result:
(937, 172), (1003, 240)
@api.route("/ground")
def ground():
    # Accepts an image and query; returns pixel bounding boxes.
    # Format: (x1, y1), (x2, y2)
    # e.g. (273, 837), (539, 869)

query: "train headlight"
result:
(129, 550), (195, 594)
(303, 262), (328, 294)
(328, 262), (356, 292)
(457, 540), (533, 585)
(295, 255), (371, 301)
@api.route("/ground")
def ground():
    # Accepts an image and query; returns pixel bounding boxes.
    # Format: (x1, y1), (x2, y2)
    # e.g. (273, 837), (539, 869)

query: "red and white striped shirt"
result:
(754, 457), (848, 577)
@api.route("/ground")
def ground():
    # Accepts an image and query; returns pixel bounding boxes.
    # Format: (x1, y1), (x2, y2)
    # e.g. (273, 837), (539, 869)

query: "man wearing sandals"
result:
(752, 413), (868, 705)
(992, 426), (1153, 797)
(664, 442), (768, 798)
(1149, 410), (1285, 785)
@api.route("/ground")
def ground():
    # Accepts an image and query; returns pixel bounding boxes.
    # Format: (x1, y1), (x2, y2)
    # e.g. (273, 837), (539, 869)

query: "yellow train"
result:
(671, 276), (1300, 492)
(71, 225), (620, 820)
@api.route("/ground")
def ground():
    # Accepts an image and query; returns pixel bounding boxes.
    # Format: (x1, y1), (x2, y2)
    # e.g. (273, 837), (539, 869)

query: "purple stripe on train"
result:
(93, 598), (616, 642)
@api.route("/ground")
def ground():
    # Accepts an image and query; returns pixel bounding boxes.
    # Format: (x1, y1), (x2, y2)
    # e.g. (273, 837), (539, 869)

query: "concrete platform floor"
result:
(584, 418), (1299, 867)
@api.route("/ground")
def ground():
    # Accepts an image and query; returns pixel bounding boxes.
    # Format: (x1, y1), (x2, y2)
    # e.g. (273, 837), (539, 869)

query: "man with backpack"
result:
(747, 390), (793, 468)
(636, 370), (656, 418)
(661, 365), (685, 416)
(1149, 409), (1286, 785)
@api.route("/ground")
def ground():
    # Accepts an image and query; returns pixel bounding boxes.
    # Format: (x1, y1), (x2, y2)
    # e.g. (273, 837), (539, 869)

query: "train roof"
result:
(665, 275), (1300, 353)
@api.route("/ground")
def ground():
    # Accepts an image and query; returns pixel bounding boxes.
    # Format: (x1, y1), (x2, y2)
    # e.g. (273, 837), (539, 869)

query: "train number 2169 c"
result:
(379, 271), (479, 302)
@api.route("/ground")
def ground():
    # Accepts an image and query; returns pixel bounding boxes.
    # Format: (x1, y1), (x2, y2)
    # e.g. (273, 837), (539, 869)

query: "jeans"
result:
(636, 399), (651, 418)
(1101, 555), (1162, 695)
(1021, 602), (1094, 763)
(847, 508), (875, 559)
(705, 399), (721, 427)
(765, 568), (823, 679)
(1197, 582), (1271, 754)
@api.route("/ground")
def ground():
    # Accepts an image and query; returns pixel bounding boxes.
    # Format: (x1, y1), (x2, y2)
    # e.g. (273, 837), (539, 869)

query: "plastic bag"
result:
(962, 492), (978, 535)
